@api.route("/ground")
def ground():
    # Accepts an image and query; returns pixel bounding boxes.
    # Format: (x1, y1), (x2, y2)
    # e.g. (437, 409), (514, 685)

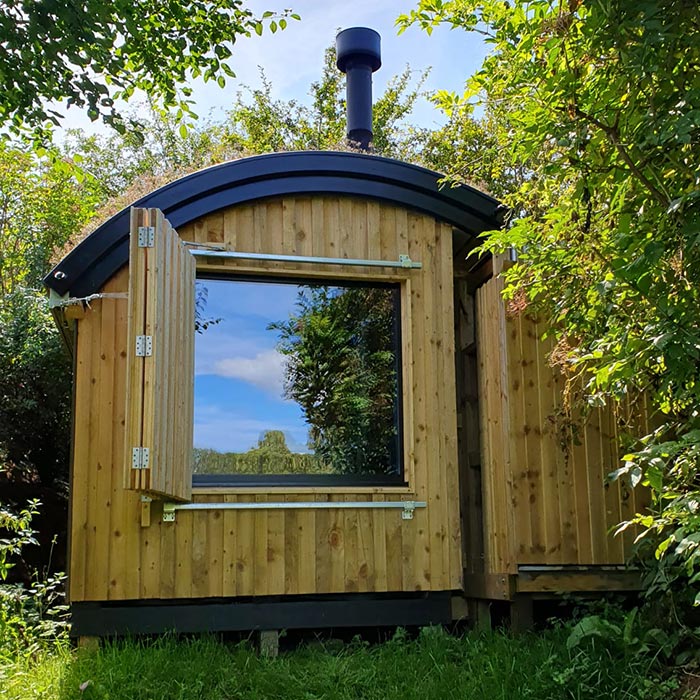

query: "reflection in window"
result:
(193, 278), (402, 483)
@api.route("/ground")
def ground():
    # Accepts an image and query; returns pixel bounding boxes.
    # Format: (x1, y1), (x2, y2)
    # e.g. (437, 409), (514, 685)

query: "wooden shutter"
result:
(124, 207), (195, 501)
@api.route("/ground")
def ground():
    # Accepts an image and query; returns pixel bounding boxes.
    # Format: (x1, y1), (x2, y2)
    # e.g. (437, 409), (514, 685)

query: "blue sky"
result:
(58, 2), (489, 135)
(193, 279), (311, 453)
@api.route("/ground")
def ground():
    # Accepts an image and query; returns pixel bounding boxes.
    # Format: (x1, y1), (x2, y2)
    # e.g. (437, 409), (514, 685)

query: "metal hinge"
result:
(402, 501), (417, 520)
(162, 503), (176, 523)
(131, 447), (150, 470)
(398, 254), (413, 268)
(135, 335), (153, 357)
(137, 226), (155, 247)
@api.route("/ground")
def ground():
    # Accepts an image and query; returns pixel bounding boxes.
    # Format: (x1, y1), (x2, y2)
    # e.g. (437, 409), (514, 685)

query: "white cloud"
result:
(211, 349), (287, 397)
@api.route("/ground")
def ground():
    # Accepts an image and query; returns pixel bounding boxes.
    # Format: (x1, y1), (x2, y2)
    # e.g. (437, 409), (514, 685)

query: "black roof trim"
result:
(45, 151), (503, 297)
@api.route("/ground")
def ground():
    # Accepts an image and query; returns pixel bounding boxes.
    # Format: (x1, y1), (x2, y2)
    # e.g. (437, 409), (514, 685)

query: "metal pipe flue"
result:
(336, 27), (381, 151)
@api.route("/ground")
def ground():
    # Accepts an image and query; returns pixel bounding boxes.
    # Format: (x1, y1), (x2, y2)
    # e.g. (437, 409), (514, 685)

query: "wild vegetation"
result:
(400, 0), (700, 633)
(0, 1), (297, 140)
(1, 0), (699, 693)
(0, 623), (679, 700)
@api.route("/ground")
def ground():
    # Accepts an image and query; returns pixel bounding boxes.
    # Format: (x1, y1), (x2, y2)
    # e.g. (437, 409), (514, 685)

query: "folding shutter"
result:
(124, 207), (195, 501)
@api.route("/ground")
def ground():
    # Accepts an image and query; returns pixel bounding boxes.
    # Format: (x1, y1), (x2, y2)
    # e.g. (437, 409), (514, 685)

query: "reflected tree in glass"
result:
(270, 285), (400, 476)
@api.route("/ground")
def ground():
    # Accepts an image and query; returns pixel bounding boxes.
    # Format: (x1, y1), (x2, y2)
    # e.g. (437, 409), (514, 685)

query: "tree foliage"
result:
(0, 143), (97, 487)
(0, 1), (296, 138)
(0, 143), (98, 295)
(400, 0), (700, 602)
(62, 44), (433, 202)
(193, 431), (330, 476)
(221, 46), (431, 159)
(271, 286), (400, 476)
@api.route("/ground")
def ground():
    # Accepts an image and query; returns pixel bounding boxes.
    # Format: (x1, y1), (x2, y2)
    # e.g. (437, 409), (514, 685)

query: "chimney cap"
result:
(336, 27), (381, 73)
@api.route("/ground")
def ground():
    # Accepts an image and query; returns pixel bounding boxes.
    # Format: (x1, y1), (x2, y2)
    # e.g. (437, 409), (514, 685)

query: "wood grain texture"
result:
(475, 276), (649, 572)
(123, 208), (194, 501)
(70, 196), (462, 601)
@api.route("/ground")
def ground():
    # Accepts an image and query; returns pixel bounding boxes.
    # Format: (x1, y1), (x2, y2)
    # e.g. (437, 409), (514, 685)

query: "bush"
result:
(0, 499), (68, 667)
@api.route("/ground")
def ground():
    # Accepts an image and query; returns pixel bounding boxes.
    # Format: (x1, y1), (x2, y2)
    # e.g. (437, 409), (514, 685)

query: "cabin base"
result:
(460, 567), (642, 632)
(70, 592), (453, 637)
(463, 567), (641, 602)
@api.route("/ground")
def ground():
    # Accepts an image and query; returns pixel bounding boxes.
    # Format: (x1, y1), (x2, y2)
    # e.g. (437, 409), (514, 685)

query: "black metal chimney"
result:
(336, 27), (381, 150)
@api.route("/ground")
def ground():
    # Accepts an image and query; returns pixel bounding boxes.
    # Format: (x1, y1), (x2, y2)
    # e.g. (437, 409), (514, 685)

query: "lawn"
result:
(0, 625), (675, 700)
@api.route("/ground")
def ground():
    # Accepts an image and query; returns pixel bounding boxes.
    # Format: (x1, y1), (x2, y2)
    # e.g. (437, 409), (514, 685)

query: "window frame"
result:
(191, 265), (415, 495)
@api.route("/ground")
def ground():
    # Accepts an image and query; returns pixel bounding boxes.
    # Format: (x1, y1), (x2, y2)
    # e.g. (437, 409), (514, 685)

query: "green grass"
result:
(0, 626), (674, 700)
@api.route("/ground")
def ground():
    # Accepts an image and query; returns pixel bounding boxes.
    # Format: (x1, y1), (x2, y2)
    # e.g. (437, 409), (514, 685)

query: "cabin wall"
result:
(68, 196), (462, 602)
(475, 276), (647, 575)
(454, 279), (484, 576)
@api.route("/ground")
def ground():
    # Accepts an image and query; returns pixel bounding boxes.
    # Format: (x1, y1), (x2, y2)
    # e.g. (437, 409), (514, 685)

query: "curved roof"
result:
(45, 151), (503, 297)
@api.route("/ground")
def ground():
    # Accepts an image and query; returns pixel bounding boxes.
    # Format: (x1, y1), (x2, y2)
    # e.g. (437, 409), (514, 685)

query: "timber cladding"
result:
(475, 276), (648, 574)
(69, 196), (462, 603)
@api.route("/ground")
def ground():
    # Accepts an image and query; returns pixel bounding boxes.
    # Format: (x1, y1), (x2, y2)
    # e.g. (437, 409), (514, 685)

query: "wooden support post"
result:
(451, 595), (470, 623)
(470, 600), (492, 632)
(259, 630), (279, 658)
(510, 596), (534, 633)
(77, 636), (100, 651)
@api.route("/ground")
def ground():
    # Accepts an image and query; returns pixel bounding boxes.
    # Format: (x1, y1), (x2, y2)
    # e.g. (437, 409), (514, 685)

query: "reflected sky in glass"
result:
(194, 278), (309, 454)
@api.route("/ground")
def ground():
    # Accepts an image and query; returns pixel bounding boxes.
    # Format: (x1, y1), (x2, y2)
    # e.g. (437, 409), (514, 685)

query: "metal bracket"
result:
(131, 447), (150, 469)
(161, 499), (426, 522)
(189, 248), (422, 269)
(48, 289), (70, 309)
(137, 226), (155, 248)
(135, 335), (153, 357)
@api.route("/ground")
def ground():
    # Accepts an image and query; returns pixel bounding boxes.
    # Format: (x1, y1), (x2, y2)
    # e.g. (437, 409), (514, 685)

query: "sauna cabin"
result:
(44, 30), (645, 638)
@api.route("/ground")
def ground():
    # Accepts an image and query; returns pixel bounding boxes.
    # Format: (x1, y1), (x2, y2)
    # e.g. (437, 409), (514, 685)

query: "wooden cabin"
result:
(45, 151), (644, 637)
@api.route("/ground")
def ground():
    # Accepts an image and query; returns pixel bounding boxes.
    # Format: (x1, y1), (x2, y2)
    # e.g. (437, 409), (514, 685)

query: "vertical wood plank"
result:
(206, 495), (224, 597)
(235, 497), (255, 596)
(108, 272), (131, 600)
(315, 499), (332, 593)
(266, 505), (286, 596)
(437, 222), (461, 589)
(70, 306), (95, 601)
(297, 500), (316, 595)
(124, 208), (146, 490)
(371, 494), (388, 591)
(174, 511), (193, 599)
(222, 494), (238, 596)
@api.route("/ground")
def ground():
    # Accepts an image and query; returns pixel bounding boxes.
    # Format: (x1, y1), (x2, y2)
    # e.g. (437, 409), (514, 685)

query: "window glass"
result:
(193, 277), (402, 485)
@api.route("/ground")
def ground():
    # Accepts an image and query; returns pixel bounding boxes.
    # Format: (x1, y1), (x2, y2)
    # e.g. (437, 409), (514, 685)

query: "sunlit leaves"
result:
(404, 0), (700, 599)
(0, 1), (298, 141)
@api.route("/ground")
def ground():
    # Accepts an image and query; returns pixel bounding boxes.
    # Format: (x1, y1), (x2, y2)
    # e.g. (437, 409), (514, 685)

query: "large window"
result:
(192, 276), (404, 487)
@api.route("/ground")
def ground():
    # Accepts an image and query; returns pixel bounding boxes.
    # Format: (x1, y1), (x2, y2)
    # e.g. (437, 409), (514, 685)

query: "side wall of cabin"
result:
(469, 275), (647, 578)
(68, 195), (463, 603)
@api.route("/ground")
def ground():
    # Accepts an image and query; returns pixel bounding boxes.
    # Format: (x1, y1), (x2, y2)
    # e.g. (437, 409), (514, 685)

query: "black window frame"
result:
(192, 272), (406, 489)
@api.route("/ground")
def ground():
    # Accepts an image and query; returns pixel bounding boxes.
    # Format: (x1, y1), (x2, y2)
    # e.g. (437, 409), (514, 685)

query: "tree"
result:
(271, 286), (400, 476)
(400, 1), (700, 602)
(189, 45), (431, 159)
(0, 142), (96, 488)
(0, 143), (98, 295)
(61, 45), (436, 227)
(0, 1), (296, 138)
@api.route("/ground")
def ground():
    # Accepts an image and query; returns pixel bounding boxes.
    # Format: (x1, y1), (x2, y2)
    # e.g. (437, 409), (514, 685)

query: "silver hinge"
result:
(162, 503), (176, 523)
(402, 501), (417, 520)
(137, 226), (155, 247)
(131, 447), (150, 470)
(135, 335), (153, 357)
(398, 254), (413, 268)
